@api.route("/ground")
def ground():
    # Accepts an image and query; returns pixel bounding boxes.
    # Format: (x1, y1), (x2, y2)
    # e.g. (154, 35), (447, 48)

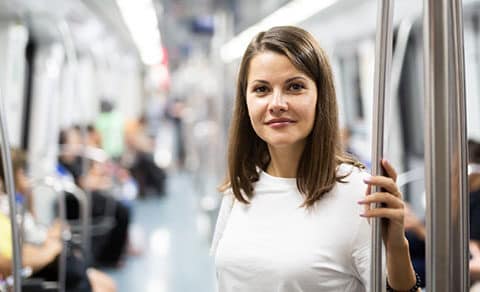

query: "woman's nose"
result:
(268, 91), (288, 114)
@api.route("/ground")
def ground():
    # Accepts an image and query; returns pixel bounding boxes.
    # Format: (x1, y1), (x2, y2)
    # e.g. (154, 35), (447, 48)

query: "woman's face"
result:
(246, 51), (317, 150)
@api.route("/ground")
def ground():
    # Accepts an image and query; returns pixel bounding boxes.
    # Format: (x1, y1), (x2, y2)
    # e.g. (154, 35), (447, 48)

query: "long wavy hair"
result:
(221, 26), (362, 207)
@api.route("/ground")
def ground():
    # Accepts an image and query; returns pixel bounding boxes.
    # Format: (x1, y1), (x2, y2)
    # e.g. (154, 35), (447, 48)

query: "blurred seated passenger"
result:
(0, 148), (116, 292)
(87, 124), (138, 204)
(403, 204), (426, 288)
(86, 124), (103, 149)
(469, 139), (480, 291)
(403, 139), (480, 291)
(124, 115), (166, 197)
(58, 127), (131, 267)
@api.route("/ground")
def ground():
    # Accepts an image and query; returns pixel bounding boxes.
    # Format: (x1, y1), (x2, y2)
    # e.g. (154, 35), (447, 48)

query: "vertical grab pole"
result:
(451, 0), (470, 290)
(0, 89), (22, 292)
(424, 0), (469, 291)
(56, 180), (67, 292)
(371, 0), (394, 291)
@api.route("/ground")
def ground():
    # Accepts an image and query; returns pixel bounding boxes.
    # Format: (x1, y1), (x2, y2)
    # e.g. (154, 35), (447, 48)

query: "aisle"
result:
(105, 171), (216, 292)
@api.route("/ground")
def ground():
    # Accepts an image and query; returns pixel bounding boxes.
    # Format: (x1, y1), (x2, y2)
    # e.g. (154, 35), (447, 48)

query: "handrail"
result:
(30, 176), (68, 292)
(60, 179), (90, 253)
(371, 0), (394, 291)
(31, 175), (91, 254)
(0, 90), (22, 291)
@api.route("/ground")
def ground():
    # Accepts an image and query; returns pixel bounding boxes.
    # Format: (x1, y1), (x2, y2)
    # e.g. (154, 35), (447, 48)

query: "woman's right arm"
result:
(0, 253), (12, 276)
(0, 239), (61, 277)
(22, 238), (62, 273)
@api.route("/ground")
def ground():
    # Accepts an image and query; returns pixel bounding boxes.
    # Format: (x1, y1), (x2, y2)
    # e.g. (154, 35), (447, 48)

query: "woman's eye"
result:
(288, 83), (305, 91)
(254, 86), (268, 93)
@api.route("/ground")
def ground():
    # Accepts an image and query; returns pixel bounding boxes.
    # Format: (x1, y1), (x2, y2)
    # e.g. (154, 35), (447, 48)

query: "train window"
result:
(22, 39), (36, 150)
(398, 25), (425, 158)
(337, 52), (364, 127)
(466, 14), (480, 140)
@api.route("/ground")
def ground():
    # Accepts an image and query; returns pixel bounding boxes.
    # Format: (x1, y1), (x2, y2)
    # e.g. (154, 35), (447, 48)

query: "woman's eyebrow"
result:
(250, 79), (269, 84)
(285, 76), (307, 83)
(249, 76), (307, 85)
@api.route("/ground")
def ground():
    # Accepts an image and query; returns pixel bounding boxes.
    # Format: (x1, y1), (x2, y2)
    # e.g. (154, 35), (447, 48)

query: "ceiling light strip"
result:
(220, 0), (339, 62)
(116, 0), (163, 65)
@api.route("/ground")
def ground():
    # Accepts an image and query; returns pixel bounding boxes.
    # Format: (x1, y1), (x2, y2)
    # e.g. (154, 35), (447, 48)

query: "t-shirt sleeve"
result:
(210, 193), (234, 256)
(351, 213), (387, 290)
(351, 210), (371, 289)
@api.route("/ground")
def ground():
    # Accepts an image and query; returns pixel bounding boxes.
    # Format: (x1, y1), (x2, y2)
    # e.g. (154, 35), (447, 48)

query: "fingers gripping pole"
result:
(371, 0), (394, 291)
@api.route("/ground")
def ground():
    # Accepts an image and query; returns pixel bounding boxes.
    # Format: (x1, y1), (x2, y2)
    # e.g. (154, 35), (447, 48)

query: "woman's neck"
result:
(266, 143), (305, 178)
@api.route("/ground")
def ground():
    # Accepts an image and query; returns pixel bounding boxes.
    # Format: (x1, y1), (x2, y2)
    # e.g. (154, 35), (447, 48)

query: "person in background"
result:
(165, 98), (186, 168)
(95, 100), (125, 161)
(402, 139), (480, 291)
(0, 148), (116, 292)
(124, 116), (166, 197)
(58, 127), (131, 267)
(87, 124), (139, 204)
(403, 204), (426, 288)
(86, 125), (103, 148)
(211, 26), (420, 291)
(469, 139), (480, 291)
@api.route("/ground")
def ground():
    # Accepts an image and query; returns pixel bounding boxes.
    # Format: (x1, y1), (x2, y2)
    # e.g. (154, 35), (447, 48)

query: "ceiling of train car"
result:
(2, 0), (407, 67)
(0, 0), (137, 56)
(156, 0), (290, 68)
(80, 0), (136, 53)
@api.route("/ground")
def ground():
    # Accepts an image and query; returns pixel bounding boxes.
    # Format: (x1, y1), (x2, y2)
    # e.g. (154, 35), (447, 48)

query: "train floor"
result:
(103, 170), (216, 292)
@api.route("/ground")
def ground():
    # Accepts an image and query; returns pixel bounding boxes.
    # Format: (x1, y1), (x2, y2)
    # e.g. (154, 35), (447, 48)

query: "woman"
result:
(211, 26), (419, 291)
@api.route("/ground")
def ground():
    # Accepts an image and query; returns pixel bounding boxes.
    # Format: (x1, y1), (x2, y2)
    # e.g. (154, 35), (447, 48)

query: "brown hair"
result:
(221, 26), (362, 207)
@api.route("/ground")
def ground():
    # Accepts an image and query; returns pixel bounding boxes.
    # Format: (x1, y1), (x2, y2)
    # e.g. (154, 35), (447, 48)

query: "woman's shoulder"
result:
(221, 187), (234, 196)
(334, 163), (370, 199)
(337, 163), (370, 181)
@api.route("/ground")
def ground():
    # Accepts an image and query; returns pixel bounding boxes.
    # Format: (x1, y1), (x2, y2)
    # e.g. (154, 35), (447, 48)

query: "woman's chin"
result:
(265, 138), (305, 149)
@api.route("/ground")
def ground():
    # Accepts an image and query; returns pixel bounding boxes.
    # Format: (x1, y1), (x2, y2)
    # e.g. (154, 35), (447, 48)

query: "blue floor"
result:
(104, 171), (216, 292)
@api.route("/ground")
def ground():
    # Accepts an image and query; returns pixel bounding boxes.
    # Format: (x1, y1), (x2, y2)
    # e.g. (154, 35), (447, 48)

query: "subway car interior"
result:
(0, 0), (479, 291)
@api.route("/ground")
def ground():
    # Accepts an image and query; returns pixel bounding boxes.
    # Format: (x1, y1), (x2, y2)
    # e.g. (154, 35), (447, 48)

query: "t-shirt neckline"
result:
(259, 170), (297, 188)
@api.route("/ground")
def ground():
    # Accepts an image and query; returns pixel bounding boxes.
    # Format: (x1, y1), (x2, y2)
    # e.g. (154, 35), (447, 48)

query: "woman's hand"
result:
(358, 159), (407, 249)
(358, 159), (419, 290)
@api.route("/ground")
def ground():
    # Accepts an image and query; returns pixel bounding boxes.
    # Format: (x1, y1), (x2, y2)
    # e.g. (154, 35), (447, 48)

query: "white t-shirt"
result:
(211, 164), (375, 292)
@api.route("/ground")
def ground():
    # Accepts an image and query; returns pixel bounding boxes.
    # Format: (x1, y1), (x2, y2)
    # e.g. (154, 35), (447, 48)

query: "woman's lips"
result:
(266, 119), (296, 128)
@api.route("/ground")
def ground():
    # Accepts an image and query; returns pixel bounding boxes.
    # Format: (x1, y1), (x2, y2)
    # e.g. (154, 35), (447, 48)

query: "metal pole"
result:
(57, 185), (67, 292)
(451, 1), (469, 290)
(424, 0), (469, 291)
(371, 0), (393, 291)
(0, 89), (22, 291)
